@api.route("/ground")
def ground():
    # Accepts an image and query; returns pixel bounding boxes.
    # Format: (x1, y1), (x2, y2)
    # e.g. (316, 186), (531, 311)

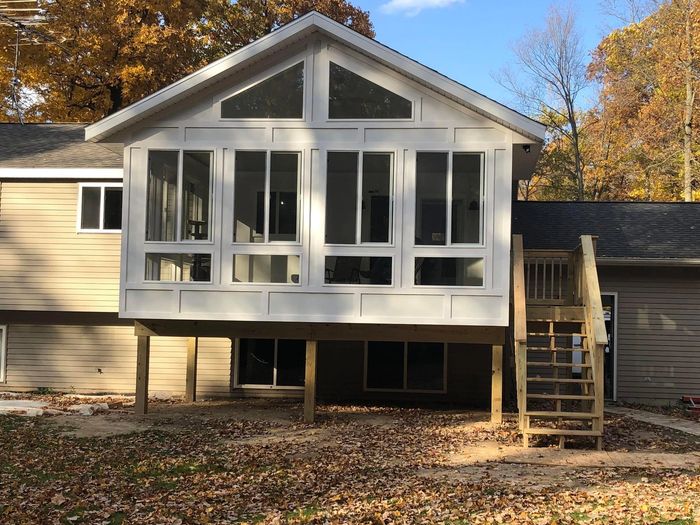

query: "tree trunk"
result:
(683, 0), (695, 202)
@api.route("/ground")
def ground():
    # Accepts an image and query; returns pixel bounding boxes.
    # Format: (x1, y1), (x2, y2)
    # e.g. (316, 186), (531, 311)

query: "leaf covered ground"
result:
(0, 399), (698, 524)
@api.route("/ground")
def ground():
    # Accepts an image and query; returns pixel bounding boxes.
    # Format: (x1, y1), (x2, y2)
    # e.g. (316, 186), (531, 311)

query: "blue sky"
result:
(354, 0), (625, 110)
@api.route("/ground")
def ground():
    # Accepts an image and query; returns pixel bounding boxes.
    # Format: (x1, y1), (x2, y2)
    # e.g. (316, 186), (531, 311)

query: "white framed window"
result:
(0, 325), (6, 383)
(234, 338), (305, 389)
(415, 152), (484, 246)
(364, 341), (447, 393)
(77, 182), (123, 232)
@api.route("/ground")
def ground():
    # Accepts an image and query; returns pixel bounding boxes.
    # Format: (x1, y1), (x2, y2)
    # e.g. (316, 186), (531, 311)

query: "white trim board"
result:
(0, 325), (6, 384)
(86, 12), (546, 143)
(0, 168), (123, 180)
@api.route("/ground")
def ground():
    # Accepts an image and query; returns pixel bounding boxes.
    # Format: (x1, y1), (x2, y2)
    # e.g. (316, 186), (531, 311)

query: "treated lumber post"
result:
(135, 335), (150, 415)
(491, 344), (503, 424)
(185, 337), (198, 403)
(304, 340), (317, 424)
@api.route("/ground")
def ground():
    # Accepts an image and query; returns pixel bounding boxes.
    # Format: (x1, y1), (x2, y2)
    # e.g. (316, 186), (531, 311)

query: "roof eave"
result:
(86, 12), (545, 144)
(597, 257), (700, 267)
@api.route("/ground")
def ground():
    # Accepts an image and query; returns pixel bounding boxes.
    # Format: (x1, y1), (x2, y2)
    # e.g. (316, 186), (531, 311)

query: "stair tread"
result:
(527, 393), (596, 400)
(527, 362), (592, 368)
(528, 318), (586, 322)
(528, 332), (588, 337)
(526, 411), (600, 419)
(527, 377), (594, 384)
(525, 428), (602, 437)
(526, 346), (589, 351)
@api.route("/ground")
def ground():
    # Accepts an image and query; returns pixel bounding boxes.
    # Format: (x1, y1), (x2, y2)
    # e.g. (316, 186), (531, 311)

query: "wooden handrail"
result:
(578, 235), (608, 345)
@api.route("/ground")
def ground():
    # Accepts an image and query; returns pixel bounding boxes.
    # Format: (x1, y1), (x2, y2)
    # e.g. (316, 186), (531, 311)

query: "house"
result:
(513, 201), (700, 406)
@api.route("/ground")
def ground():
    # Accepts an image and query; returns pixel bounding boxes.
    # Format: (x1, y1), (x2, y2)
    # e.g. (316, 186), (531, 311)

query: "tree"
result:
(496, 4), (590, 200)
(0, 0), (373, 123)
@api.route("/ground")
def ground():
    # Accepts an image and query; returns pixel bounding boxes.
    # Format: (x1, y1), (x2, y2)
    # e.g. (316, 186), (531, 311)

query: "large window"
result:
(145, 253), (211, 282)
(234, 151), (300, 243)
(415, 257), (484, 287)
(415, 152), (483, 246)
(221, 62), (304, 119)
(325, 256), (392, 285)
(325, 152), (393, 244)
(329, 62), (412, 119)
(236, 339), (305, 388)
(233, 255), (300, 284)
(146, 150), (212, 242)
(0, 325), (6, 383)
(365, 341), (446, 392)
(78, 183), (122, 232)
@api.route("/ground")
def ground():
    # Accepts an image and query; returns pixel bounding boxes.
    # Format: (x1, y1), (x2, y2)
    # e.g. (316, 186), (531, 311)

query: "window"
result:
(234, 151), (300, 243)
(145, 253), (211, 282)
(146, 150), (213, 242)
(237, 339), (305, 388)
(325, 257), (392, 285)
(329, 62), (412, 119)
(325, 152), (393, 244)
(78, 183), (122, 232)
(233, 255), (300, 284)
(414, 257), (484, 287)
(415, 152), (483, 246)
(365, 341), (446, 392)
(221, 62), (304, 119)
(0, 325), (6, 383)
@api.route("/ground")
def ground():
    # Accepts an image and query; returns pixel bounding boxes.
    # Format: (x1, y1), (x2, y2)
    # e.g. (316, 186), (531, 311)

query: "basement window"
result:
(328, 62), (412, 119)
(78, 183), (122, 232)
(236, 339), (305, 388)
(365, 341), (446, 392)
(221, 62), (304, 119)
(145, 253), (211, 282)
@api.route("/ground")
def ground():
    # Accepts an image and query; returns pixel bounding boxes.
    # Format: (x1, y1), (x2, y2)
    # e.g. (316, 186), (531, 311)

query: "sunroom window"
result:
(324, 256), (392, 285)
(78, 183), (122, 232)
(146, 150), (212, 242)
(415, 152), (483, 245)
(233, 255), (300, 284)
(414, 257), (484, 287)
(234, 151), (300, 243)
(325, 152), (393, 244)
(329, 62), (412, 119)
(237, 339), (305, 387)
(365, 341), (445, 392)
(221, 62), (304, 119)
(145, 253), (211, 282)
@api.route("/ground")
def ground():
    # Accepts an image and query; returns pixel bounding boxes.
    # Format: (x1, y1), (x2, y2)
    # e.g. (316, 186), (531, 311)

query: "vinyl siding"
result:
(2, 324), (231, 396)
(0, 181), (120, 312)
(599, 266), (700, 403)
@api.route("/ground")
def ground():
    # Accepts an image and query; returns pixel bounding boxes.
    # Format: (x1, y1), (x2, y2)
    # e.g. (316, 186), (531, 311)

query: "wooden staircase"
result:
(512, 235), (606, 449)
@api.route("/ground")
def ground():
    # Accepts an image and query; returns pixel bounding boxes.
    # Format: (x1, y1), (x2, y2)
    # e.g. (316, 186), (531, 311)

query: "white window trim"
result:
(0, 325), (7, 384)
(77, 182), (123, 233)
(233, 338), (305, 390)
(363, 341), (448, 394)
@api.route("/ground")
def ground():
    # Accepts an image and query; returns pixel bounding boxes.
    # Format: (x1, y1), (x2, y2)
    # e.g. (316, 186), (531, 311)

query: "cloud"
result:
(379, 0), (463, 16)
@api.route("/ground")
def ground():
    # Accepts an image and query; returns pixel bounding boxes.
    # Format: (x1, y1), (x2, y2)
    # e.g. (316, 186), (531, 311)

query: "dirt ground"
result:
(0, 397), (699, 524)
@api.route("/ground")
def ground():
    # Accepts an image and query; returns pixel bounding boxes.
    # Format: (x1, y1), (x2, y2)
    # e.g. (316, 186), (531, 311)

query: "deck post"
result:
(491, 344), (503, 424)
(185, 337), (198, 403)
(135, 335), (150, 415)
(304, 340), (317, 423)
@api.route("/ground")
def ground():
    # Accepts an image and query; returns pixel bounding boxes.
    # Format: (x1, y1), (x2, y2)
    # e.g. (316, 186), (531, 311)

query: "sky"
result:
(354, 0), (626, 110)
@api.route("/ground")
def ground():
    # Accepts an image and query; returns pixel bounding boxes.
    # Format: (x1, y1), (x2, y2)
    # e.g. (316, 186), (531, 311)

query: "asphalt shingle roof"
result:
(512, 201), (700, 260)
(0, 123), (122, 168)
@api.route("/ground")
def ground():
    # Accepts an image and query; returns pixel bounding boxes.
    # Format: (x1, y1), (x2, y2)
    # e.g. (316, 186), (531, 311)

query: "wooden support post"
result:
(491, 344), (503, 424)
(304, 340), (317, 424)
(135, 335), (150, 415)
(185, 337), (198, 403)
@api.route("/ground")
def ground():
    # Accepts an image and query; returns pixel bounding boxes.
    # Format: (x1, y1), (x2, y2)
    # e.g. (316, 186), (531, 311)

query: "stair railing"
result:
(512, 235), (528, 430)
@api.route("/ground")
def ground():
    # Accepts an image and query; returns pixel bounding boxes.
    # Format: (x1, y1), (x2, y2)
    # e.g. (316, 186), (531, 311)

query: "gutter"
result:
(597, 257), (700, 267)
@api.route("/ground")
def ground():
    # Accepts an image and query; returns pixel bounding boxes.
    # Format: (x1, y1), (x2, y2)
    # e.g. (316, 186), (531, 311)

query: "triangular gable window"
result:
(328, 62), (412, 119)
(221, 62), (304, 119)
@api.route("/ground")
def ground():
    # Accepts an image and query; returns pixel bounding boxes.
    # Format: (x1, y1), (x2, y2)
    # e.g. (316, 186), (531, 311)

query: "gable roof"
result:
(0, 123), (122, 169)
(86, 11), (546, 143)
(512, 201), (700, 261)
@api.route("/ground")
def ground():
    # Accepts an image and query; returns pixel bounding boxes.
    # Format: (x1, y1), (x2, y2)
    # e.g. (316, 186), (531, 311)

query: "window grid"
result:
(77, 182), (123, 233)
(234, 339), (305, 390)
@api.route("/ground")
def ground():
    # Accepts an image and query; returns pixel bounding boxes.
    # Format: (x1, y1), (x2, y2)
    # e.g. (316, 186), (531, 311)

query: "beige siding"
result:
(0, 181), (120, 312)
(599, 266), (700, 403)
(2, 324), (231, 397)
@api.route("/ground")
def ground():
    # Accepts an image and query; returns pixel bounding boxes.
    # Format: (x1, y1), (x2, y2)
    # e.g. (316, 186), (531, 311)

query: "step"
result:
(528, 332), (588, 337)
(526, 306), (586, 321)
(524, 428), (602, 437)
(526, 346), (589, 352)
(527, 393), (595, 400)
(527, 318), (586, 323)
(527, 362), (592, 368)
(527, 377), (594, 384)
(526, 411), (600, 419)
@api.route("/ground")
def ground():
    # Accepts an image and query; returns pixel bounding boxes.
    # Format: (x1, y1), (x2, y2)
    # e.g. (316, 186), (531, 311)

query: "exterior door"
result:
(601, 294), (616, 401)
